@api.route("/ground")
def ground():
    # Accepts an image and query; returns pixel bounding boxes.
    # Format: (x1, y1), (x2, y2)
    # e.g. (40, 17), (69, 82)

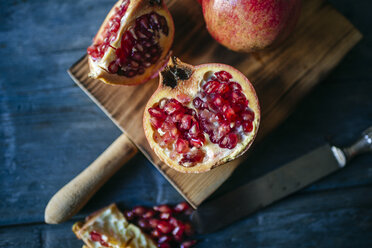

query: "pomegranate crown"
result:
(160, 57), (192, 88)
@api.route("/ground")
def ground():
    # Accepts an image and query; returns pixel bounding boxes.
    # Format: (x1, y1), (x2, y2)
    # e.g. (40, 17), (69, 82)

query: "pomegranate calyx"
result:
(161, 57), (192, 88)
(149, 0), (162, 5)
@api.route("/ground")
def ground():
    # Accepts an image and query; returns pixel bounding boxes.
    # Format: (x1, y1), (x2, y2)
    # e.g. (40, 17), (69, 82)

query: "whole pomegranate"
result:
(87, 0), (174, 85)
(144, 57), (260, 173)
(201, 0), (301, 52)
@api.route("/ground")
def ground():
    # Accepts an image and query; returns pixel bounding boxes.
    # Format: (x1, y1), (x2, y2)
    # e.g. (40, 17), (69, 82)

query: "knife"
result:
(191, 126), (372, 234)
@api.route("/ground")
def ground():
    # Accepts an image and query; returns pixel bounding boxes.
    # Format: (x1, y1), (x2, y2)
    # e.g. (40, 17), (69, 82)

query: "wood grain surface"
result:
(69, 0), (362, 207)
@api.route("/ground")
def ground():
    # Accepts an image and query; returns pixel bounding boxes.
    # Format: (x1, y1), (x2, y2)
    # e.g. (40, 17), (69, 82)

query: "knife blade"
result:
(191, 126), (372, 234)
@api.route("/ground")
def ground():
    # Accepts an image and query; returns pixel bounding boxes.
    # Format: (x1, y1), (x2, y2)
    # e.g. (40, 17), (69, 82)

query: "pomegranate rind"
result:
(202, 0), (301, 52)
(88, 0), (175, 85)
(143, 58), (260, 173)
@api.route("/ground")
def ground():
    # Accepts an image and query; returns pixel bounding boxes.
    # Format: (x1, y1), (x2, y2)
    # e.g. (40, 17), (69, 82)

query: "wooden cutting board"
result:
(68, 0), (361, 208)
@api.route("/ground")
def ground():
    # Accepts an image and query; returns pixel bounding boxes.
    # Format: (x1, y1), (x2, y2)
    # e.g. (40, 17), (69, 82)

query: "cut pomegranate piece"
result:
(144, 57), (260, 173)
(87, 0), (174, 85)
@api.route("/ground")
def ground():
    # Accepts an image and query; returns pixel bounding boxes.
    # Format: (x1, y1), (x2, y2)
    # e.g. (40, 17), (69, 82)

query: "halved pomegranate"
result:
(87, 0), (174, 85)
(143, 57), (260, 173)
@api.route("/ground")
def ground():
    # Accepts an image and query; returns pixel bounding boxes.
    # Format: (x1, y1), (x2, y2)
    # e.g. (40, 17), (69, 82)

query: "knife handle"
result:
(44, 134), (138, 224)
(342, 126), (372, 161)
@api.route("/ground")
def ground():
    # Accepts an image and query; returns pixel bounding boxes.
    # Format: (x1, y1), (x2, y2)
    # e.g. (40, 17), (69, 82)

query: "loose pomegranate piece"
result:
(87, 0), (174, 85)
(174, 202), (190, 213)
(201, 0), (301, 52)
(144, 57), (260, 173)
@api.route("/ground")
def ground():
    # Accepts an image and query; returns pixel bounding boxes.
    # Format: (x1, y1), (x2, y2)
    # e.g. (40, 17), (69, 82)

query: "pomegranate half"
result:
(143, 57), (260, 173)
(201, 0), (301, 52)
(87, 0), (175, 85)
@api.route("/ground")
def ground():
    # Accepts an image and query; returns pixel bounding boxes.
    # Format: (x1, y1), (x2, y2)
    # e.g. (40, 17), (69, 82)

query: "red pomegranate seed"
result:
(149, 218), (160, 228)
(158, 235), (172, 244)
(154, 204), (173, 213)
(151, 229), (161, 238)
(149, 107), (166, 120)
(242, 121), (253, 133)
(241, 109), (255, 122)
(172, 225), (185, 242)
(90, 231), (109, 247)
(203, 80), (220, 94)
(174, 202), (190, 213)
(229, 81), (242, 91)
(219, 133), (238, 149)
(169, 217), (180, 226)
(138, 218), (151, 230)
(176, 139), (190, 154)
(180, 240), (197, 248)
(142, 210), (156, 219)
(157, 243), (171, 248)
(132, 206), (147, 216)
(157, 220), (173, 234)
(179, 115), (193, 130)
(160, 212), (171, 220)
(215, 71), (232, 81)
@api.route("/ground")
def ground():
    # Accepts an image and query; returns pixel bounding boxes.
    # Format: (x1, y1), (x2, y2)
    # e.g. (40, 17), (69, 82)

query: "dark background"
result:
(0, 0), (371, 247)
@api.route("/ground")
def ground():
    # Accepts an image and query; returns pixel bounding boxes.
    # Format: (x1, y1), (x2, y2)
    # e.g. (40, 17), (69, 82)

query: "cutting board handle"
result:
(44, 134), (138, 224)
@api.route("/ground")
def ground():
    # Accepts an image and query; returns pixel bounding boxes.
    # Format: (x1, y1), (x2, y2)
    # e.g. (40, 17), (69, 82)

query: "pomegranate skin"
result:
(202, 0), (301, 52)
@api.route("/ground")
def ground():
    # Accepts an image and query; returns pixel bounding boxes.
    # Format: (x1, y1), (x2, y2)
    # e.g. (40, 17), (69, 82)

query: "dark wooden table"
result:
(0, 0), (371, 247)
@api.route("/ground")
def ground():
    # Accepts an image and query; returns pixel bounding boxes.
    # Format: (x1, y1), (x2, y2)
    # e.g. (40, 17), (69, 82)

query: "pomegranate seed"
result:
(90, 231), (109, 247)
(174, 202), (190, 213)
(157, 243), (171, 248)
(142, 210), (156, 219)
(203, 80), (220, 94)
(149, 107), (166, 119)
(189, 137), (204, 148)
(90, 231), (102, 242)
(215, 71), (232, 81)
(176, 139), (190, 154)
(157, 220), (173, 234)
(132, 206), (147, 216)
(242, 121), (253, 133)
(151, 229), (161, 238)
(158, 235), (172, 244)
(154, 204), (173, 213)
(138, 218), (151, 230)
(179, 115), (193, 130)
(169, 217), (180, 226)
(241, 109), (255, 122)
(149, 218), (160, 228)
(229, 81), (242, 91)
(172, 225), (185, 242)
(219, 133), (238, 149)
(160, 212), (171, 220)
(180, 240), (197, 248)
